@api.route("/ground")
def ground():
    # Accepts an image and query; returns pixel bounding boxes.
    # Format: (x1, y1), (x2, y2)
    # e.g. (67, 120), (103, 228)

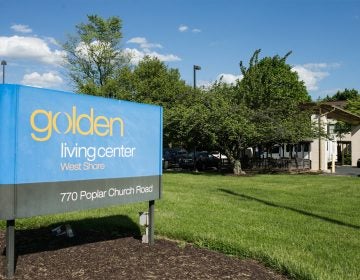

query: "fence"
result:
(248, 158), (311, 171)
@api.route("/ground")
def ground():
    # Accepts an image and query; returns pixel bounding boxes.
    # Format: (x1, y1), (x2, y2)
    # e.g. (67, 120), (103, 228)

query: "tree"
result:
(165, 92), (217, 151)
(63, 15), (129, 96)
(127, 57), (189, 107)
(322, 88), (358, 102)
(237, 49), (313, 151)
(345, 95), (360, 115)
(206, 81), (257, 175)
(109, 57), (193, 148)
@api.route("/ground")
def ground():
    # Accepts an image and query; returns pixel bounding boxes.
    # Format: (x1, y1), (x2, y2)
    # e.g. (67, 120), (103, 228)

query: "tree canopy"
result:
(345, 95), (360, 116)
(63, 15), (129, 96)
(237, 49), (312, 147)
(322, 88), (359, 102)
(63, 16), (326, 174)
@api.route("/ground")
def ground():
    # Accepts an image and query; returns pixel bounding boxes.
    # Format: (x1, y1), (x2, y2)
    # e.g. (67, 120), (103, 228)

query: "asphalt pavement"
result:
(333, 166), (360, 177)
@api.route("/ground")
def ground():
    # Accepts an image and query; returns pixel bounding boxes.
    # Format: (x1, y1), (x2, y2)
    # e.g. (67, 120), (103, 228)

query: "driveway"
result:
(334, 166), (360, 177)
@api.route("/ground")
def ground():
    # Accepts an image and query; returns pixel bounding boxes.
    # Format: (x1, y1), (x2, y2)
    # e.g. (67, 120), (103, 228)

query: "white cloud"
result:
(127, 37), (162, 49)
(45, 37), (61, 47)
(292, 63), (332, 91)
(197, 73), (243, 89)
(124, 47), (181, 64)
(11, 24), (32, 33)
(178, 25), (189, 32)
(146, 51), (181, 62)
(21, 71), (63, 88)
(179, 24), (201, 33)
(197, 80), (212, 89)
(217, 73), (243, 84)
(123, 48), (145, 65)
(0, 36), (65, 65)
(125, 37), (179, 64)
(74, 40), (115, 60)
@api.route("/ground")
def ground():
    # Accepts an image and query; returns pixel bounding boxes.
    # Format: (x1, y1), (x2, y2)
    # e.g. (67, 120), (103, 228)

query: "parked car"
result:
(357, 159), (360, 168)
(195, 151), (220, 170)
(210, 151), (230, 166)
(178, 150), (230, 171)
(179, 151), (218, 170)
(178, 153), (195, 169)
(163, 148), (188, 168)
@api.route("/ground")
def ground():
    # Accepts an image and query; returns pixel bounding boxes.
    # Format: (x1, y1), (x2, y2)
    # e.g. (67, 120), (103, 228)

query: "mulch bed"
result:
(0, 227), (288, 280)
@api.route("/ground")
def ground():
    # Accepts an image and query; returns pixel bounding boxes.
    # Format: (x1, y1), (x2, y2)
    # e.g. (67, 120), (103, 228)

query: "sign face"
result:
(0, 84), (162, 219)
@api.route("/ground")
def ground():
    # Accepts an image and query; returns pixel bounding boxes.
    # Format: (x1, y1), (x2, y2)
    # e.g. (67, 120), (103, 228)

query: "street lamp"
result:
(193, 65), (201, 89)
(192, 65), (201, 171)
(1, 60), (7, 84)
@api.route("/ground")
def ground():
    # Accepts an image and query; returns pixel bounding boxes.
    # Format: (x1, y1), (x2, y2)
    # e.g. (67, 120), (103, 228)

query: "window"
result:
(286, 144), (291, 152)
(294, 144), (301, 153)
(303, 143), (309, 152)
(327, 124), (335, 135)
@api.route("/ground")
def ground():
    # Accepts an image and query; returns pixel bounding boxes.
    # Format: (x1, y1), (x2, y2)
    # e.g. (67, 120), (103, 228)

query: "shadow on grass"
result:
(1, 215), (141, 258)
(219, 188), (360, 230)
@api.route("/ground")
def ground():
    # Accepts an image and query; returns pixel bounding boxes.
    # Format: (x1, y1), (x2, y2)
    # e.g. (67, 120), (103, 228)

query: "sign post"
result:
(0, 84), (162, 277)
(148, 200), (155, 245)
(6, 220), (15, 278)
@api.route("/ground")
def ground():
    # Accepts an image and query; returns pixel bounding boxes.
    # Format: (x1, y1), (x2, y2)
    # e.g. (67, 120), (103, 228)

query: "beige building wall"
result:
(351, 125), (360, 166)
(309, 106), (360, 169)
(310, 115), (330, 171)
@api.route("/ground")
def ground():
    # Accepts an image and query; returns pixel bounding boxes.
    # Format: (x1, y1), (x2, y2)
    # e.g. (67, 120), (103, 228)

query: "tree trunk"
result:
(233, 159), (246, 175)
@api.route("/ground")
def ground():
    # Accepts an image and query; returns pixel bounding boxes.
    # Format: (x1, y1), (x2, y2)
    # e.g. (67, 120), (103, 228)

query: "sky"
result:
(0, 0), (359, 100)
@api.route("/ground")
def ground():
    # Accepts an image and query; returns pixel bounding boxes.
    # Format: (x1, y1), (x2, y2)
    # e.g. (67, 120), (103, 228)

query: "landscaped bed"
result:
(0, 228), (287, 280)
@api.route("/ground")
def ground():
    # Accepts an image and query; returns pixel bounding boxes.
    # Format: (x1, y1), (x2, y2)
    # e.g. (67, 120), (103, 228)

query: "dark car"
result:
(179, 151), (216, 170)
(357, 159), (360, 168)
(163, 148), (188, 169)
(178, 153), (195, 169)
(195, 151), (225, 171)
(179, 151), (230, 171)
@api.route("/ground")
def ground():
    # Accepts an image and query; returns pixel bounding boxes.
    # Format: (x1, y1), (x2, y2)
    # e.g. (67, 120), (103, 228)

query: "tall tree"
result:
(129, 57), (189, 107)
(63, 15), (129, 96)
(206, 81), (257, 174)
(238, 49), (313, 149)
(110, 57), (193, 147)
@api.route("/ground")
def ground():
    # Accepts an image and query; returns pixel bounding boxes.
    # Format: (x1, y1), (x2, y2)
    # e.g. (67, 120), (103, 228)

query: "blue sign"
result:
(0, 84), (162, 219)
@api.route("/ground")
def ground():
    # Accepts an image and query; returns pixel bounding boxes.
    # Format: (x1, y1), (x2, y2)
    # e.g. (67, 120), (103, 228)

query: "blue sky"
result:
(0, 0), (359, 100)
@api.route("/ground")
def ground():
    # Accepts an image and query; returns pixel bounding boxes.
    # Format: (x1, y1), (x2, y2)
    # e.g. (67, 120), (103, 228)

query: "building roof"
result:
(302, 102), (360, 125)
(322, 100), (347, 109)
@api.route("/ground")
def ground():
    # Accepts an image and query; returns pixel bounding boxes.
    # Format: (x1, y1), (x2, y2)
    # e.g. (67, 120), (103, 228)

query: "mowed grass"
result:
(1, 173), (359, 280)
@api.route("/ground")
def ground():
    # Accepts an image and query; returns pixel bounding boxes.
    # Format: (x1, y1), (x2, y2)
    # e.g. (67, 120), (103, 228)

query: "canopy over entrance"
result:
(302, 102), (360, 125)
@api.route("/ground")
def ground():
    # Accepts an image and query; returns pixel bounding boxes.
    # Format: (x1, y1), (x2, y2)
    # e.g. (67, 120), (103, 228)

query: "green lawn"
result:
(1, 173), (359, 280)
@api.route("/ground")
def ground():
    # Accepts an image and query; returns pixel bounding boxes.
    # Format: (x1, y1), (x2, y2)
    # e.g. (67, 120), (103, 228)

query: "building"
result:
(255, 103), (360, 172)
(300, 103), (360, 171)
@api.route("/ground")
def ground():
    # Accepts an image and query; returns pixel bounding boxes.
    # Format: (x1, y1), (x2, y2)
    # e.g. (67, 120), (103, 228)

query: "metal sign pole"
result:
(148, 200), (155, 245)
(6, 219), (15, 278)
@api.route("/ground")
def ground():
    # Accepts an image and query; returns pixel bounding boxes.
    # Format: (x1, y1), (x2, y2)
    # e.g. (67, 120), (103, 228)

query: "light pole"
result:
(1, 60), (7, 84)
(192, 65), (201, 171)
(193, 65), (201, 89)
